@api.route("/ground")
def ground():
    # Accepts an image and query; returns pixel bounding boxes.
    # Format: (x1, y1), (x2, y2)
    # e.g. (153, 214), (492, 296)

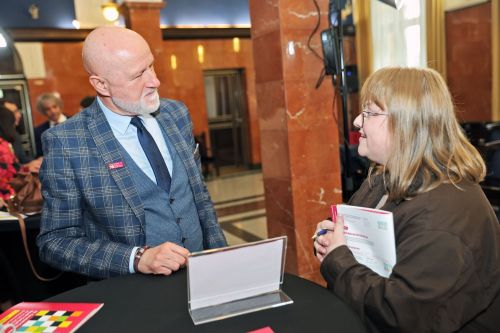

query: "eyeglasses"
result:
(359, 107), (388, 128)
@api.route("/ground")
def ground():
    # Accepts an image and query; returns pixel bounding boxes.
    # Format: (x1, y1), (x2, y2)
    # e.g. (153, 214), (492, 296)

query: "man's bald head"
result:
(82, 26), (151, 77)
(82, 26), (160, 116)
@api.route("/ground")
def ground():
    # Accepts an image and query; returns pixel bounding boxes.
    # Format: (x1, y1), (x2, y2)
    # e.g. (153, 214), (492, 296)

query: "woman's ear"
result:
(89, 75), (110, 97)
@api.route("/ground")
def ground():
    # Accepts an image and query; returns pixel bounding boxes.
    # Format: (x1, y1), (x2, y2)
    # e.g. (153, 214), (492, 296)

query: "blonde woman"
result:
(314, 67), (500, 332)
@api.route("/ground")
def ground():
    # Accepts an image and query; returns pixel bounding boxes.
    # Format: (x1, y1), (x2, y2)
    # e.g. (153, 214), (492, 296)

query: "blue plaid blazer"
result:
(37, 99), (227, 279)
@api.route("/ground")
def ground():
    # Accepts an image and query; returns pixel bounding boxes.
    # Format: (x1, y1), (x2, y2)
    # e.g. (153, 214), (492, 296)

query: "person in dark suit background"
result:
(33, 93), (67, 157)
(37, 26), (227, 279)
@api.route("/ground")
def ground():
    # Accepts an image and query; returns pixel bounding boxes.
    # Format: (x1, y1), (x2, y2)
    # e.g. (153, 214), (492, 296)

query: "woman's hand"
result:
(314, 215), (347, 262)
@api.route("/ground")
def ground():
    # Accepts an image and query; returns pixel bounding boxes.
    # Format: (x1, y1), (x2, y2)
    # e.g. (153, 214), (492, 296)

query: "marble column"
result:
(249, 0), (343, 283)
(120, 1), (171, 97)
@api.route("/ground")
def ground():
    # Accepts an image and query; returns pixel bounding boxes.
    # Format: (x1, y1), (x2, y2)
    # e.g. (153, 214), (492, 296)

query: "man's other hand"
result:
(137, 242), (190, 275)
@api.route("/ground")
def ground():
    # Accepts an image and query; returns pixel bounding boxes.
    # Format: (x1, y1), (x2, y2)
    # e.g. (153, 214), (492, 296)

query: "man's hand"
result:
(137, 242), (190, 275)
(313, 215), (346, 262)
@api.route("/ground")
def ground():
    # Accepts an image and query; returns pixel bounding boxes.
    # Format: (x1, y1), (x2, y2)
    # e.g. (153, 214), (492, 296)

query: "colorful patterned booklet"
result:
(0, 302), (103, 333)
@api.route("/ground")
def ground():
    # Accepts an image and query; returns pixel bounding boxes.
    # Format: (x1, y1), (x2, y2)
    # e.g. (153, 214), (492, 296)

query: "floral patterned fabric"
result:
(0, 138), (19, 200)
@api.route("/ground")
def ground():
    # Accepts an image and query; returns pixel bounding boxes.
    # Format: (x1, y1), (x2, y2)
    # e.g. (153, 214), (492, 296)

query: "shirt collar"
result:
(97, 97), (133, 135)
(49, 114), (67, 127)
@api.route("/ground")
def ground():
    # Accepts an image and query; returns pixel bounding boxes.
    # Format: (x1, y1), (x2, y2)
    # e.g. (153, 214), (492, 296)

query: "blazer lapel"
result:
(155, 107), (202, 194)
(87, 105), (145, 225)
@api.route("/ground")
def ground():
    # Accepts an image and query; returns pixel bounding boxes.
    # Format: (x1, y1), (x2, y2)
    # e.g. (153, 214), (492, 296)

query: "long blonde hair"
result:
(361, 67), (485, 201)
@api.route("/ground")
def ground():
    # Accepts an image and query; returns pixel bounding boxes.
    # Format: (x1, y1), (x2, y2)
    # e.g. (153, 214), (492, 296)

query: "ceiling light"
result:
(101, 2), (120, 22)
(171, 55), (178, 70)
(232, 38), (240, 53)
(197, 45), (204, 64)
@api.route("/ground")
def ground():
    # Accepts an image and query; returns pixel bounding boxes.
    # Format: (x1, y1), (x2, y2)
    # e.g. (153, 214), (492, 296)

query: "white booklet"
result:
(332, 204), (396, 277)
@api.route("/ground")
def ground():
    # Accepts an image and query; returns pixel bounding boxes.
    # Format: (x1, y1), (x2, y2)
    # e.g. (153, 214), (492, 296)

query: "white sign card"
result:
(187, 236), (292, 324)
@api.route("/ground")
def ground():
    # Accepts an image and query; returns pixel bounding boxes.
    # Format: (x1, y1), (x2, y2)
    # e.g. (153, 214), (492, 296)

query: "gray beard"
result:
(112, 92), (160, 116)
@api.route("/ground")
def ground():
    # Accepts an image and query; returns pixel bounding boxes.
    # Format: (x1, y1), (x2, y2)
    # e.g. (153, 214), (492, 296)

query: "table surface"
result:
(0, 214), (40, 232)
(47, 269), (367, 333)
(0, 213), (87, 302)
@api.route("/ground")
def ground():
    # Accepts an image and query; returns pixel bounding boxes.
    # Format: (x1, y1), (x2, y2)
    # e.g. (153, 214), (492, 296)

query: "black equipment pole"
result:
(331, 1), (354, 201)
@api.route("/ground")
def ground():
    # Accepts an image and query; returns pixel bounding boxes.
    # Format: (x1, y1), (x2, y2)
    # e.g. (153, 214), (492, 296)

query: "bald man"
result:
(37, 27), (227, 279)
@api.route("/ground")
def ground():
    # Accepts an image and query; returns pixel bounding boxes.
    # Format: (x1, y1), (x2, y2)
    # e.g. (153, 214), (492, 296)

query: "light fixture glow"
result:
(197, 45), (204, 64)
(101, 3), (120, 22)
(170, 55), (177, 70)
(28, 4), (39, 20)
(0, 33), (7, 48)
(232, 37), (240, 53)
(287, 41), (295, 56)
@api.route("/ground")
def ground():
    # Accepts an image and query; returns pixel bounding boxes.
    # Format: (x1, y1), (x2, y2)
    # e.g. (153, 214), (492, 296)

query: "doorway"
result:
(203, 69), (250, 171)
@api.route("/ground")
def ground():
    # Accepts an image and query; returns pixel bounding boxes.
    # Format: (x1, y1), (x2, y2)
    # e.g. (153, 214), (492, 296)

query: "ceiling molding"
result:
(162, 27), (250, 39)
(121, 1), (165, 10)
(7, 28), (92, 42)
(6, 27), (251, 42)
(445, 0), (489, 12)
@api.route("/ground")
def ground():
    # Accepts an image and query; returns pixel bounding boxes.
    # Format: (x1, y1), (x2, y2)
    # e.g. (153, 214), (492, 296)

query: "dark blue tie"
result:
(130, 117), (171, 193)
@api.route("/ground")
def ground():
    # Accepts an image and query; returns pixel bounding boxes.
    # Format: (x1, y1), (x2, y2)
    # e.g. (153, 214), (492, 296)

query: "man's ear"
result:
(89, 75), (110, 97)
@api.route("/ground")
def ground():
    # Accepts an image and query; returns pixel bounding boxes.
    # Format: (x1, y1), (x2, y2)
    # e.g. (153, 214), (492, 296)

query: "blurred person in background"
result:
(2, 99), (22, 129)
(0, 105), (22, 311)
(33, 93), (67, 157)
(0, 105), (25, 208)
(1, 99), (42, 170)
(0, 102), (41, 175)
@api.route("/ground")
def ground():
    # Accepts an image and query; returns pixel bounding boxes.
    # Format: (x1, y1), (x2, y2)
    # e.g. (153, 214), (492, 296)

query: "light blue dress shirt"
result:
(97, 97), (174, 273)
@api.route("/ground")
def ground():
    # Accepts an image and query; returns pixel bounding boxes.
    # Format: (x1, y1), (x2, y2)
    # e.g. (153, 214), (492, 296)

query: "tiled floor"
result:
(206, 171), (268, 245)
